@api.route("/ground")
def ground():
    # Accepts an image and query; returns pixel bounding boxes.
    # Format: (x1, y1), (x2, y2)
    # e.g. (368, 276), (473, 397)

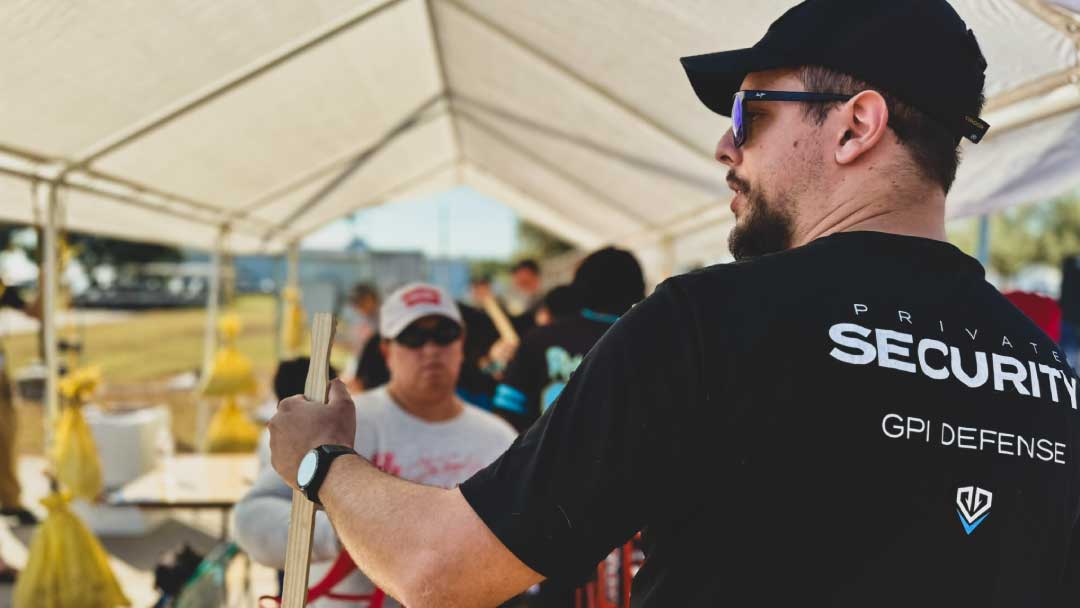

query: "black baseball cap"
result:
(680, 0), (990, 143)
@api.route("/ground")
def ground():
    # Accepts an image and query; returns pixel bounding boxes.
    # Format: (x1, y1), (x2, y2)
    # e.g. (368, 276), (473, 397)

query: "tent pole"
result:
(39, 182), (61, 452)
(661, 235), (676, 281)
(977, 215), (991, 268)
(278, 241), (300, 358)
(197, 227), (227, 452)
(287, 241), (300, 292)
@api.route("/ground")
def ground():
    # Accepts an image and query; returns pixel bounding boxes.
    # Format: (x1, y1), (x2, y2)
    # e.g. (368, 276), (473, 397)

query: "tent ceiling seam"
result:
(440, 0), (713, 163)
(0, 164), (221, 229)
(276, 158), (458, 243)
(73, 168), (240, 217)
(1014, 0), (1080, 39)
(67, 0), (408, 171)
(0, 142), (263, 226)
(0, 163), (278, 240)
(234, 95), (448, 220)
(982, 2), (1078, 112)
(451, 93), (723, 194)
(426, 0), (463, 161)
(461, 159), (603, 247)
(984, 67), (1080, 112)
(0, 141), (57, 165)
(264, 93), (447, 239)
(457, 108), (658, 230)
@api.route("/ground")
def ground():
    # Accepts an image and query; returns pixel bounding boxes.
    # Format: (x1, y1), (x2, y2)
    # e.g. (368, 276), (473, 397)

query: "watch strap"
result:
(302, 444), (357, 505)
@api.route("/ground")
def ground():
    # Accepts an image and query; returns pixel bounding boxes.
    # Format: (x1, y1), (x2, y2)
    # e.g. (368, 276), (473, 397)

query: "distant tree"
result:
(948, 193), (1080, 277)
(515, 221), (574, 261)
(66, 233), (181, 270)
(468, 259), (509, 282)
(2, 223), (181, 270)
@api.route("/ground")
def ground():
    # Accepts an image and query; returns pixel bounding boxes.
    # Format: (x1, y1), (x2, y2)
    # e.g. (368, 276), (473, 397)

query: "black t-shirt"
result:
(461, 231), (1080, 607)
(493, 313), (616, 433)
(456, 302), (501, 408)
(352, 332), (390, 390)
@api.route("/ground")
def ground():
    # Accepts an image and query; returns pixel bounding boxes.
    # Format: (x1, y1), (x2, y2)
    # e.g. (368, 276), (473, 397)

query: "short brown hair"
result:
(796, 65), (983, 193)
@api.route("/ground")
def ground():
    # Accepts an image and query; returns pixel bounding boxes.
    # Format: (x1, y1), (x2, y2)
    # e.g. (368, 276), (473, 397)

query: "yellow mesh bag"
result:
(282, 286), (306, 357)
(204, 396), (260, 453)
(51, 368), (103, 501)
(203, 315), (259, 453)
(12, 491), (130, 607)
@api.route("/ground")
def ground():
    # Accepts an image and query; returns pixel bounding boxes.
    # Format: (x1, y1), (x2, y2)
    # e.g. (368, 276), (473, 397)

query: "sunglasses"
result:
(731, 90), (853, 148)
(394, 319), (462, 348)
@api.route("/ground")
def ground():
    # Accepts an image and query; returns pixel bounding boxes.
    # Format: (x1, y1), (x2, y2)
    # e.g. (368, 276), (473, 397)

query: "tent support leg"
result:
(197, 228), (226, 452)
(977, 215), (991, 268)
(660, 235), (676, 282)
(39, 182), (61, 453)
(278, 241), (300, 358)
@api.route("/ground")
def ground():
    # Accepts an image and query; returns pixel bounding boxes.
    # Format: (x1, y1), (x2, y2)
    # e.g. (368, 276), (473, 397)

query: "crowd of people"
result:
(234, 247), (648, 607)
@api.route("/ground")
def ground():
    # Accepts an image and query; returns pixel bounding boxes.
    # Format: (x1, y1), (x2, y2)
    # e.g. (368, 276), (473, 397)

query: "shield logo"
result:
(956, 486), (992, 535)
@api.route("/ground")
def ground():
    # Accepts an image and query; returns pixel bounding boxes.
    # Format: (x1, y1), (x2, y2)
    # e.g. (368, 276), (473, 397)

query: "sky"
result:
(303, 186), (519, 260)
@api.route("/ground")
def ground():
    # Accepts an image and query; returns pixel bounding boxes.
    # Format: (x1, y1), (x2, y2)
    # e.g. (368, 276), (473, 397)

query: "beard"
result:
(727, 171), (796, 261)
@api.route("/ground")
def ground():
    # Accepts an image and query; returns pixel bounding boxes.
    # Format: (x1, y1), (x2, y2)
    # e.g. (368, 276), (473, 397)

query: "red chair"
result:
(575, 534), (643, 608)
(260, 549), (386, 607)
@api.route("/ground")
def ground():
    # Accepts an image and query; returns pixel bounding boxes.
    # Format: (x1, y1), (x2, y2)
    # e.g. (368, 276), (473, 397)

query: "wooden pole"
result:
(482, 294), (519, 345)
(281, 313), (337, 607)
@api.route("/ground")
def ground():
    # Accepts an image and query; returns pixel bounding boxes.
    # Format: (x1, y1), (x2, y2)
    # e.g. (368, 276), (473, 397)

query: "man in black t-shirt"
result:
(494, 247), (645, 434)
(266, 2), (1080, 606)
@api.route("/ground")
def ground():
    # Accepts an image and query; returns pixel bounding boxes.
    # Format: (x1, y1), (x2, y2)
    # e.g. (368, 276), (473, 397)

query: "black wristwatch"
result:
(297, 445), (357, 505)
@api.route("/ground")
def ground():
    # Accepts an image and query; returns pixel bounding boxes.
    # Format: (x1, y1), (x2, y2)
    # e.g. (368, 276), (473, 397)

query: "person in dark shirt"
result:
(351, 332), (390, 392)
(534, 285), (579, 328)
(264, 2), (1080, 606)
(493, 248), (645, 433)
(455, 300), (501, 410)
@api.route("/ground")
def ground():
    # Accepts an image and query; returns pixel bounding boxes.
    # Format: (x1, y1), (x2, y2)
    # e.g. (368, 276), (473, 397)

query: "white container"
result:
(70, 500), (166, 537)
(84, 404), (172, 490)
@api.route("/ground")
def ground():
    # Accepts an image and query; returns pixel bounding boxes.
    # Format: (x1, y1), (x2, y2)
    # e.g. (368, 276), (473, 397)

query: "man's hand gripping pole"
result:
(280, 313), (337, 607)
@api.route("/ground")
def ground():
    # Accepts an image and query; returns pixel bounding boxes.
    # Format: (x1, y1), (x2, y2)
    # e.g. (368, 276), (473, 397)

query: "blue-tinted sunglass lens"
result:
(732, 92), (745, 147)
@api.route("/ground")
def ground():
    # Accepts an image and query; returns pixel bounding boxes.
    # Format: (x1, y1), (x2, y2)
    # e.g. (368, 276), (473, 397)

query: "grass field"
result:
(3, 295), (279, 383)
(3, 295), (352, 454)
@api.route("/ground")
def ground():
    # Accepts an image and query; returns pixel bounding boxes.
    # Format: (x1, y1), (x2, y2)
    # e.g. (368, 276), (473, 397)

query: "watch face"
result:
(297, 450), (319, 488)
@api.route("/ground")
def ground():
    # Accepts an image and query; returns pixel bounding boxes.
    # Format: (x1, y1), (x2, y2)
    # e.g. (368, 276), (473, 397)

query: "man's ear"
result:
(380, 339), (390, 361)
(835, 90), (889, 166)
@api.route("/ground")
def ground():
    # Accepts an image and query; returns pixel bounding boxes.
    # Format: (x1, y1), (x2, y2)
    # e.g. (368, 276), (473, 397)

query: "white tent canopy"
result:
(0, 0), (1078, 271)
(1, 0), (1077, 445)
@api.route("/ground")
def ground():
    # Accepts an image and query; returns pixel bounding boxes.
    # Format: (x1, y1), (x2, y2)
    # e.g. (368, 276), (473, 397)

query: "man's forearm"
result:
(318, 454), (542, 607)
(319, 454), (446, 603)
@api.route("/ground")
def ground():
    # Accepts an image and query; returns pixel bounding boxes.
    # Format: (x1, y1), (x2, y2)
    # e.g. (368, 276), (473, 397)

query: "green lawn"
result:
(4, 295), (351, 454)
(4, 295), (279, 383)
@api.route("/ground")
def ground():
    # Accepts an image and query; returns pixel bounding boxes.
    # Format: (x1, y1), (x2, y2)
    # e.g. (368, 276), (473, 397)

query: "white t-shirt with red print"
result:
(233, 386), (517, 607)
